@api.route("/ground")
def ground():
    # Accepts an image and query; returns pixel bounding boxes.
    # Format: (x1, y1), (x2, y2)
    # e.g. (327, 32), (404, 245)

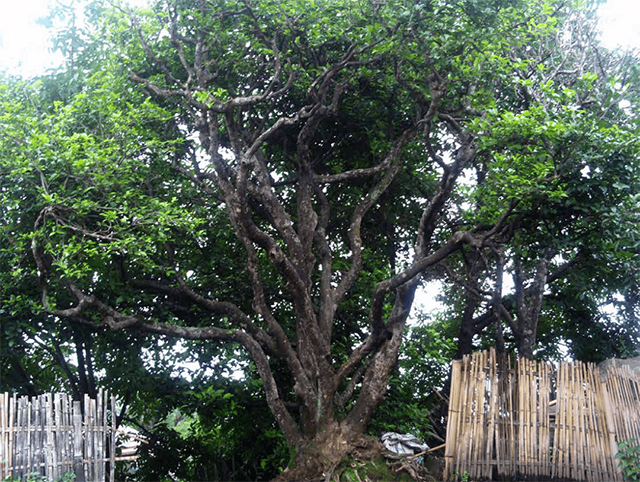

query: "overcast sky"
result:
(0, 0), (639, 78)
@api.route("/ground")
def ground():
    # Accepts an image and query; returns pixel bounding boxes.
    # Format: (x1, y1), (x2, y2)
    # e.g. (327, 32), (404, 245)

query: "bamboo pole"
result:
(97, 390), (104, 482)
(53, 393), (62, 480)
(110, 394), (116, 482)
(0, 393), (6, 479)
(551, 363), (562, 479)
(470, 350), (485, 480)
(508, 354), (516, 478)
(444, 359), (462, 479)
(8, 393), (16, 478)
(588, 364), (605, 481)
(459, 354), (472, 478)
(16, 397), (24, 476)
(34, 394), (40, 478)
(540, 361), (548, 477)
(601, 372), (620, 479)
(488, 349), (499, 479)
(64, 393), (73, 475)
(84, 394), (93, 482)
(518, 357), (527, 477)
(583, 364), (597, 481)
(464, 353), (474, 478)
(572, 362), (587, 481)
(72, 400), (83, 482)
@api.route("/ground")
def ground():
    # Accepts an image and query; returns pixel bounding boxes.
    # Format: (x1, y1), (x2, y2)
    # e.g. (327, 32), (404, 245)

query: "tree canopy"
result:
(1, 0), (639, 479)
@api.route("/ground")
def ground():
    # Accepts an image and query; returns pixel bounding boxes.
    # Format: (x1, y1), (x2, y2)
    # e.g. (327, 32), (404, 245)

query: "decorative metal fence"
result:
(0, 391), (116, 482)
(445, 349), (640, 481)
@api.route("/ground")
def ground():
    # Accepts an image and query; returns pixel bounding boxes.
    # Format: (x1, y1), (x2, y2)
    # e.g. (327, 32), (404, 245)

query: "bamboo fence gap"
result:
(0, 391), (120, 482)
(445, 349), (640, 481)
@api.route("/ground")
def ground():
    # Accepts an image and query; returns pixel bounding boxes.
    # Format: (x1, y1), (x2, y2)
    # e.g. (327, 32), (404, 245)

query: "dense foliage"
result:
(1, 0), (639, 479)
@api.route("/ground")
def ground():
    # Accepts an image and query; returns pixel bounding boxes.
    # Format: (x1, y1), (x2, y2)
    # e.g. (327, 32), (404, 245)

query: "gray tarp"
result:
(381, 432), (428, 455)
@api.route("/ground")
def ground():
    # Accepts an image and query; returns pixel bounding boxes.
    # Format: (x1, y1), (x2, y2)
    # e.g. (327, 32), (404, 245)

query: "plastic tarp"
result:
(381, 432), (429, 455)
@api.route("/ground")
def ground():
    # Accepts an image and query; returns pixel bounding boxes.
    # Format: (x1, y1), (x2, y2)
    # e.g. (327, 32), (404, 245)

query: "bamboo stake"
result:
(444, 359), (462, 479)
(601, 373), (620, 479)
(97, 389), (104, 482)
(583, 364), (596, 481)
(561, 362), (569, 480)
(588, 365), (604, 481)
(578, 364), (587, 481)
(489, 350), (499, 479)
(53, 393), (61, 480)
(85, 394), (95, 482)
(541, 361), (549, 477)
(570, 363), (579, 480)
(462, 354), (471, 477)
(552, 363), (562, 479)
(473, 350), (486, 480)
(470, 350), (480, 479)
(480, 349), (489, 479)
(508, 354), (516, 478)
(8, 393), (15, 478)
(466, 353), (477, 478)
(110, 394), (116, 482)
(73, 400), (85, 482)
(0, 393), (6, 479)
(527, 358), (534, 478)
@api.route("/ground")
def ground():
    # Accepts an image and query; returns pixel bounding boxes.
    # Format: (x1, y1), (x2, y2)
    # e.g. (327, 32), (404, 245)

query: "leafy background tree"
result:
(1, 0), (639, 480)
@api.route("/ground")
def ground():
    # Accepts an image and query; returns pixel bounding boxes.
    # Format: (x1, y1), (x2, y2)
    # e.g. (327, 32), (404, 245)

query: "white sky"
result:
(0, 0), (639, 78)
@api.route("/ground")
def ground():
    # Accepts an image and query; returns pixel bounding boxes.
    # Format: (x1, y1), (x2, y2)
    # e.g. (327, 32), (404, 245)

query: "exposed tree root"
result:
(273, 433), (441, 482)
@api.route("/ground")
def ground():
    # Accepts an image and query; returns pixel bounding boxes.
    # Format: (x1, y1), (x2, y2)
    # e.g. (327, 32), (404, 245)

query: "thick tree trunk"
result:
(272, 420), (384, 482)
(454, 249), (485, 358)
(456, 298), (480, 358)
(512, 249), (556, 359)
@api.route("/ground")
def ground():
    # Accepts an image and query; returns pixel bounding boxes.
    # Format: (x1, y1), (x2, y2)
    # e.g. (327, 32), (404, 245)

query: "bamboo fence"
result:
(445, 349), (640, 481)
(0, 390), (116, 482)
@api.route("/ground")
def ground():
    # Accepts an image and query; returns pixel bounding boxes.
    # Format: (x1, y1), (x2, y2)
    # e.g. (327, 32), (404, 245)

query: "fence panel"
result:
(445, 349), (640, 481)
(0, 391), (117, 482)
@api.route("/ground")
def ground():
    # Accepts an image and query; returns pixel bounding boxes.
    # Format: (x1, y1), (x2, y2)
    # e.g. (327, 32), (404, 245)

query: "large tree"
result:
(1, 0), (639, 478)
